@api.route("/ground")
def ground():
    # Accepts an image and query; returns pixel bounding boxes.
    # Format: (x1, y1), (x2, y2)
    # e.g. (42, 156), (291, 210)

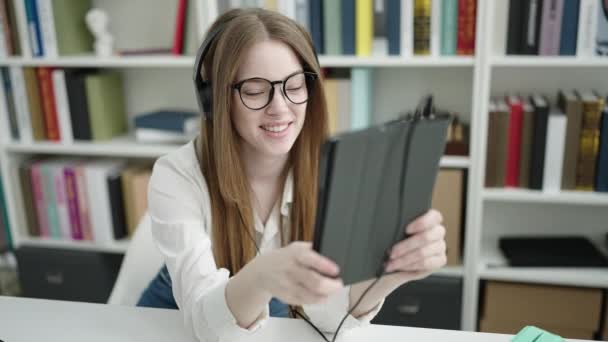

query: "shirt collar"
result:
(280, 169), (293, 217)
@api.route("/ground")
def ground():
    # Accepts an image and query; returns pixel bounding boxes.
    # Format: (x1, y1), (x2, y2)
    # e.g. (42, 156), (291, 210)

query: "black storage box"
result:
(15, 246), (123, 303)
(372, 275), (462, 330)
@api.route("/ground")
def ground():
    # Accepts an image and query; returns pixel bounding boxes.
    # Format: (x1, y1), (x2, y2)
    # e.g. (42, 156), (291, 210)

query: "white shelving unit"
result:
(1, 0), (607, 335)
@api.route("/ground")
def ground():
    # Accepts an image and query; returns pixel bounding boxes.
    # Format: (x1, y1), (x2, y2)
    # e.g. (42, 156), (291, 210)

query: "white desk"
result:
(0, 296), (592, 342)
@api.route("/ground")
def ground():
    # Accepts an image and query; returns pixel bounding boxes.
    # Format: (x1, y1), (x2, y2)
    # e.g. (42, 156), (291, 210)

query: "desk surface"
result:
(0, 296), (591, 342)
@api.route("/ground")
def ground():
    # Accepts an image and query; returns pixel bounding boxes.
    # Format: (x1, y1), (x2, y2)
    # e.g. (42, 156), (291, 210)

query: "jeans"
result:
(137, 265), (291, 318)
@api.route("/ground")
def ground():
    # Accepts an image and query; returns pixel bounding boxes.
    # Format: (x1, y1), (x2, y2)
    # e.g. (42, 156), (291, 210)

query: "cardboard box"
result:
(479, 318), (595, 340)
(431, 169), (464, 265)
(480, 282), (602, 337)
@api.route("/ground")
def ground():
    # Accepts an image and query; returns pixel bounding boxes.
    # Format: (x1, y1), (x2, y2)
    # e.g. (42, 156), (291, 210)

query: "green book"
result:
(52, 0), (94, 55)
(440, 0), (458, 55)
(323, 0), (342, 55)
(41, 164), (61, 239)
(85, 72), (128, 141)
(0, 173), (13, 250)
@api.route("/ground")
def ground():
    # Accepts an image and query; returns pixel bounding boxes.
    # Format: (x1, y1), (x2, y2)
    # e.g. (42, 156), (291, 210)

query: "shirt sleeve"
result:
(301, 285), (384, 335)
(148, 154), (269, 342)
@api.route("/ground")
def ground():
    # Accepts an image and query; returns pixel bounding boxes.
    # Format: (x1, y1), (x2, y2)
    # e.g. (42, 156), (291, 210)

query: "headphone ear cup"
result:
(201, 81), (213, 120)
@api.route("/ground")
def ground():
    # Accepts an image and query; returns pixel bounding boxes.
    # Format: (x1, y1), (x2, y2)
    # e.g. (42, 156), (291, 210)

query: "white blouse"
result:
(147, 140), (383, 342)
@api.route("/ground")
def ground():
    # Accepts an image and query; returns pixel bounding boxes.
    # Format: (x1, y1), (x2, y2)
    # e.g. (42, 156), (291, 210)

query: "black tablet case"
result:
(313, 114), (451, 285)
(499, 236), (608, 267)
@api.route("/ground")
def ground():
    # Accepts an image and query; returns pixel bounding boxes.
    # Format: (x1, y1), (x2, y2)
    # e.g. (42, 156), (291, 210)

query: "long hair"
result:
(197, 8), (328, 274)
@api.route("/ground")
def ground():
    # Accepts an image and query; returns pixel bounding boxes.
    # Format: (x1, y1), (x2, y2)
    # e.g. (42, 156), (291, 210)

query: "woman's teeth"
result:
(261, 124), (289, 132)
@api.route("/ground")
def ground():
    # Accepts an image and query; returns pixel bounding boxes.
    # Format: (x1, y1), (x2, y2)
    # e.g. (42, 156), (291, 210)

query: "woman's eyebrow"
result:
(235, 69), (305, 83)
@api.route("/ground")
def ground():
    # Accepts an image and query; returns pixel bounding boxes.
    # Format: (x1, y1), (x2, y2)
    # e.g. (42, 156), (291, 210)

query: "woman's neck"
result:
(241, 147), (288, 184)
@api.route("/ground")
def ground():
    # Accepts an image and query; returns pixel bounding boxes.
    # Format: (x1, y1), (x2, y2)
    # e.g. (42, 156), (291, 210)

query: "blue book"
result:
(134, 110), (198, 133)
(559, 0), (580, 55)
(1, 68), (19, 140)
(351, 68), (373, 130)
(309, 0), (324, 54)
(41, 163), (61, 238)
(386, 0), (401, 55)
(596, 102), (608, 192)
(341, 0), (356, 55)
(24, 0), (44, 57)
(441, 0), (458, 55)
(0, 172), (13, 250)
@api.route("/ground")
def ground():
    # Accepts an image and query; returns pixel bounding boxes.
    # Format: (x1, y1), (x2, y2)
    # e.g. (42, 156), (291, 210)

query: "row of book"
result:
(485, 91), (608, 193)
(18, 158), (151, 243)
(0, 173), (12, 252)
(504, 0), (608, 56)
(0, 67), (127, 143)
(197, 0), (477, 57)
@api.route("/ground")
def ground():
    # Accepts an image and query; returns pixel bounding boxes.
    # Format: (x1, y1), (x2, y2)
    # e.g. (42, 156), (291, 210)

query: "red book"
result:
(37, 67), (61, 141)
(457, 0), (476, 55)
(505, 96), (524, 187)
(172, 0), (187, 55)
(30, 162), (49, 237)
(64, 166), (83, 240)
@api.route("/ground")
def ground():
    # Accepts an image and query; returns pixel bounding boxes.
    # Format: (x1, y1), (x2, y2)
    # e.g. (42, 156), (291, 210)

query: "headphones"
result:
(192, 16), (320, 121)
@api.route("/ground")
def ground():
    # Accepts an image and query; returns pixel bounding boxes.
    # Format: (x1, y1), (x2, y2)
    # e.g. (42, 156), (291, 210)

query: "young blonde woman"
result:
(138, 8), (447, 342)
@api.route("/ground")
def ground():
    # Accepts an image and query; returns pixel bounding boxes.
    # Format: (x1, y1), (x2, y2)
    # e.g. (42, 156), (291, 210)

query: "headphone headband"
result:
(192, 15), (320, 121)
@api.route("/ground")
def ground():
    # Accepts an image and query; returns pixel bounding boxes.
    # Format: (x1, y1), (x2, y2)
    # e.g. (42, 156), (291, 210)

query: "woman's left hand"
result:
(384, 209), (447, 284)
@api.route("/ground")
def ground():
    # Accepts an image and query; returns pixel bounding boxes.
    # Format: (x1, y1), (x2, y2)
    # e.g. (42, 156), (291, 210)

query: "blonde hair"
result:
(197, 8), (329, 274)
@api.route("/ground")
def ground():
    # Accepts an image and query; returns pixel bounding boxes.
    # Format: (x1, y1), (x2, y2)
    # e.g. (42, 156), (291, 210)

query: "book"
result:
(485, 99), (509, 188)
(542, 109), (567, 193)
(356, 0), (373, 56)
(414, 0), (431, 55)
(518, 99), (534, 188)
(309, 0), (323, 54)
(1, 67), (19, 140)
(539, 0), (564, 55)
(430, 0), (442, 56)
(52, 0), (93, 55)
(401, 0), (414, 56)
(521, 0), (544, 55)
(596, 100), (608, 192)
(575, 92), (603, 190)
(52, 69), (73, 144)
(558, 89), (583, 190)
(559, 0), (579, 55)
(134, 109), (198, 133)
(84, 160), (125, 243)
(351, 68), (373, 130)
(386, 0), (401, 55)
(372, 0), (388, 55)
(19, 159), (40, 237)
(64, 69), (92, 140)
(23, 67), (46, 141)
(9, 66), (33, 142)
(506, 0), (525, 54)
(456, 0), (475, 55)
(441, 0), (458, 55)
(323, 0), (341, 55)
(36, 0), (58, 57)
(529, 94), (549, 190)
(172, 0), (187, 55)
(37, 67), (61, 141)
(576, 0), (598, 57)
(85, 72), (127, 141)
(24, 0), (43, 56)
(505, 96), (524, 187)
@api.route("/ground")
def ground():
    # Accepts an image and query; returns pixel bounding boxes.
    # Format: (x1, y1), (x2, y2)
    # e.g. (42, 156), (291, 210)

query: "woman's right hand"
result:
(252, 241), (344, 305)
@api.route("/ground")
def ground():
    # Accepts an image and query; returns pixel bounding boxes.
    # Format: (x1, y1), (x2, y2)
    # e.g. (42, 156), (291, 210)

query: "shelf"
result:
(439, 156), (469, 169)
(479, 266), (608, 289)
(4, 136), (180, 158)
(0, 55), (475, 68)
(5, 138), (470, 166)
(434, 265), (464, 278)
(1, 55), (195, 68)
(491, 56), (608, 68)
(19, 237), (130, 253)
(482, 188), (608, 206)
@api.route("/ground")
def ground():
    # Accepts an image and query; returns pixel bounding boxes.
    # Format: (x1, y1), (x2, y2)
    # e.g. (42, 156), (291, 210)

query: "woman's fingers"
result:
(385, 239), (447, 273)
(295, 247), (341, 277)
(390, 224), (446, 260)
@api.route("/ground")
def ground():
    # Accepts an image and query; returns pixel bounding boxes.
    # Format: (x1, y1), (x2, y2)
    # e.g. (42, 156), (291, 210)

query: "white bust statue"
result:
(85, 8), (114, 57)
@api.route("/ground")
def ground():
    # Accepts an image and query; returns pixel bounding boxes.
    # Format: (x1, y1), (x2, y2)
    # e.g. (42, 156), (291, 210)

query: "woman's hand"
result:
(384, 209), (447, 283)
(252, 241), (344, 305)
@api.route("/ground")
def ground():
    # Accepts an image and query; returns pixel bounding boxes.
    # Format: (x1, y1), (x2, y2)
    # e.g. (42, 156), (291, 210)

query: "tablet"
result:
(313, 113), (451, 285)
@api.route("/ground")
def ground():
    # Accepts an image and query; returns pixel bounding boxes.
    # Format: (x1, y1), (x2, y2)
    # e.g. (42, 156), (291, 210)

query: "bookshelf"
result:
(2, 0), (608, 336)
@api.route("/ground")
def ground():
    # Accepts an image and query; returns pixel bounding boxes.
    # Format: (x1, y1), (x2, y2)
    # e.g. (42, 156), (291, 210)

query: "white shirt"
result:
(147, 140), (383, 342)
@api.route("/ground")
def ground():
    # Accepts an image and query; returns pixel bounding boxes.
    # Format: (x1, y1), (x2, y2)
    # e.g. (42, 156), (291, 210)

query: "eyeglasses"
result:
(232, 71), (318, 110)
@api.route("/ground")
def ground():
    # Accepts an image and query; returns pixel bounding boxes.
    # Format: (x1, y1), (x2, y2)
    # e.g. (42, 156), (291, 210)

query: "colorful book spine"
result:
(542, 110), (567, 193)
(596, 0), (608, 55)
(414, 0), (431, 55)
(456, 0), (475, 55)
(30, 162), (49, 237)
(505, 96), (524, 187)
(441, 0), (458, 55)
(37, 67), (61, 141)
(596, 102), (608, 192)
(53, 163), (71, 239)
(36, 0), (58, 57)
(559, 0), (579, 55)
(74, 164), (92, 240)
(386, 0), (401, 55)
(356, 0), (373, 56)
(323, 0), (341, 55)
(24, 0), (43, 56)
(576, 93), (603, 190)
(576, 0), (598, 57)
(64, 166), (83, 240)
(341, 0), (356, 55)
(172, 0), (187, 55)
(41, 163), (61, 238)
(9, 66), (33, 142)
(309, 0), (324, 54)
(401, 0), (414, 56)
(539, 0), (565, 55)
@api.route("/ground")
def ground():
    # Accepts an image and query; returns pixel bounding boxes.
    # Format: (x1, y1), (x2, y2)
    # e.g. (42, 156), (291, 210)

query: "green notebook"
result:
(85, 72), (128, 141)
(52, 0), (94, 55)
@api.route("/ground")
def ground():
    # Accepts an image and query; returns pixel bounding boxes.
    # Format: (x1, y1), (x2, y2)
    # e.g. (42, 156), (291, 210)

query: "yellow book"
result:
(323, 79), (339, 135)
(356, 0), (373, 56)
(414, 0), (432, 55)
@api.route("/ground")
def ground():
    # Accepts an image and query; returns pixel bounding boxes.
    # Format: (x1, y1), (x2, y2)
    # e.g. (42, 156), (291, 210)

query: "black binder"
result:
(313, 111), (451, 285)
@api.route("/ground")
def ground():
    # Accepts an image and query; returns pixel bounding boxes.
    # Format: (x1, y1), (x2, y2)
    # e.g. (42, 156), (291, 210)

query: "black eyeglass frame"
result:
(232, 71), (318, 110)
